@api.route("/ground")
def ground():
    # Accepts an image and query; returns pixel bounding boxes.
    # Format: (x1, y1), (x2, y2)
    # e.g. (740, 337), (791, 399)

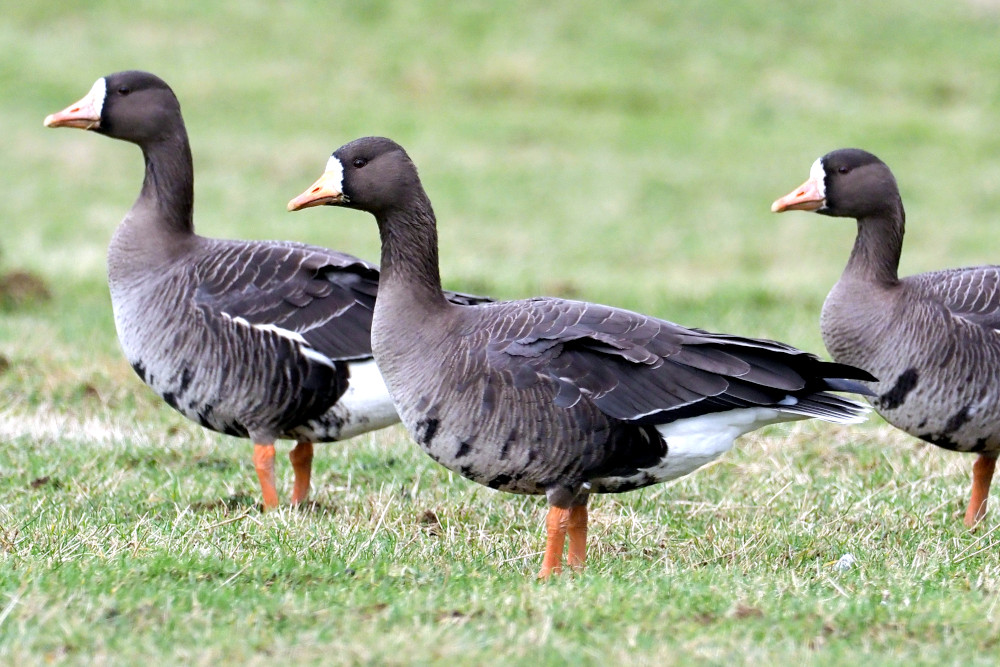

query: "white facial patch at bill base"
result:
(324, 155), (346, 194)
(82, 77), (108, 122)
(810, 157), (827, 200)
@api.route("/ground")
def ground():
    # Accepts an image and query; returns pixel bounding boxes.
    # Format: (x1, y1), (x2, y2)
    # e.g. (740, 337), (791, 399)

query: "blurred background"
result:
(7, 1), (1000, 359)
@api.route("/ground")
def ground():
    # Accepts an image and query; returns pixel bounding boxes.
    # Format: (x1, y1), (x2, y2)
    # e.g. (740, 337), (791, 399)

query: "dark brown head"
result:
(287, 137), (423, 216)
(772, 148), (901, 219)
(44, 70), (184, 146)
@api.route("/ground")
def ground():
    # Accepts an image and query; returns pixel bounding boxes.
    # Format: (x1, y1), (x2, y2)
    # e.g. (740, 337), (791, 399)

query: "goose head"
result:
(45, 70), (183, 145)
(287, 136), (420, 216)
(772, 148), (901, 220)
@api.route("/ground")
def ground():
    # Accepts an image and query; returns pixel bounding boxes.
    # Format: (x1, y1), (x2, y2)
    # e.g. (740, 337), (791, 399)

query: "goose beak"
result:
(287, 172), (347, 211)
(44, 91), (102, 130)
(771, 177), (825, 213)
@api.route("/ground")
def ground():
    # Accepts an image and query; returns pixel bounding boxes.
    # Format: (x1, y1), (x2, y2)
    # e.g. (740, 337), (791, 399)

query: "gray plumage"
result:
(376, 294), (872, 498)
(289, 136), (874, 573)
(45, 72), (487, 506)
(110, 232), (386, 444)
(773, 147), (1000, 525)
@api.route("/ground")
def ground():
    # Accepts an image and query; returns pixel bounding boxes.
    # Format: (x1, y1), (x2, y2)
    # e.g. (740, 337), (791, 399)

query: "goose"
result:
(43, 71), (487, 509)
(773, 148), (1000, 527)
(287, 136), (875, 577)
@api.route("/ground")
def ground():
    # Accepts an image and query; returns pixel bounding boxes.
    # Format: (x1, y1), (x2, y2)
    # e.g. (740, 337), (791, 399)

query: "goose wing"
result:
(484, 297), (872, 424)
(910, 266), (1000, 331)
(194, 241), (380, 361)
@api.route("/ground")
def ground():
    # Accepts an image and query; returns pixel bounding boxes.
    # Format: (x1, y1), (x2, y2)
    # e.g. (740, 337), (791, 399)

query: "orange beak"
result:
(44, 80), (104, 130)
(771, 176), (825, 213)
(287, 171), (346, 211)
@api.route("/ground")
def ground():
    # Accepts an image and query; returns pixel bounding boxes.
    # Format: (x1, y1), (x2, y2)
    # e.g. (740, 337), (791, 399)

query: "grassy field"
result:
(4, 1), (1000, 664)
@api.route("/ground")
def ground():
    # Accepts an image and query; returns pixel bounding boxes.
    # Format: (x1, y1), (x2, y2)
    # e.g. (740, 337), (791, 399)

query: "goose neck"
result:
(135, 129), (195, 236)
(374, 196), (449, 309)
(843, 204), (904, 286)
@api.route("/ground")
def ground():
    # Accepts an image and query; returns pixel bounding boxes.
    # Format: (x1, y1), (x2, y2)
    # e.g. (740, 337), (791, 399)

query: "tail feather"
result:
(780, 392), (871, 425)
(822, 376), (876, 396)
(818, 360), (878, 384)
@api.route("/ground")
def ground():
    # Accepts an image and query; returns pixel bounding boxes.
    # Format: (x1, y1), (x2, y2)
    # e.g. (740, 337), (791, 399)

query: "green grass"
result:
(4, 1), (1000, 663)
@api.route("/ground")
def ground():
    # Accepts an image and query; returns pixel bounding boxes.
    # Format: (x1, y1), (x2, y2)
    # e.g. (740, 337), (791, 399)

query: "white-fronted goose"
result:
(773, 148), (1000, 527)
(43, 71), (487, 509)
(288, 136), (875, 577)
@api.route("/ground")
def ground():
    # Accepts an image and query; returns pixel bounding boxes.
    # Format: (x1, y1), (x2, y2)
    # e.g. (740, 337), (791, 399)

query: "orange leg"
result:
(566, 505), (588, 572)
(289, 441), (314, 505)
(964, 454), (997, 527)
(253, 443), (279, 510)
(539, 506), (570, 579)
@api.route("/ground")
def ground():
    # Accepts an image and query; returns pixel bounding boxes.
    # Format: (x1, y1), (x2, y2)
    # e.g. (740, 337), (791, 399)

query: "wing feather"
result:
(910, 266), (1000, 330)
(483, 297), (872, 426)
(195, 240), (491, 362)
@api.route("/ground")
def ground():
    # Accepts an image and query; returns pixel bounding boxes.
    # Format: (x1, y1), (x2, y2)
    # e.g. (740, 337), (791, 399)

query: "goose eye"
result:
(352, 157), (368, 168)
(837, 166), (849, 174)
(118, 85), (131, 96)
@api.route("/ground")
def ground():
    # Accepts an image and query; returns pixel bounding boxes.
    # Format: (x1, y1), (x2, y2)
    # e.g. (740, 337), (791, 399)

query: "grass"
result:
(4, 0), (1000, 663)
